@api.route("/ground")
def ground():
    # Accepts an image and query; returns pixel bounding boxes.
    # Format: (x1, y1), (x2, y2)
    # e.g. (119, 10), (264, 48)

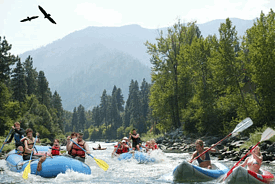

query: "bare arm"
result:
(84, 143), (90, 154)
(66, 136), (71, 151)
(68, 141), (73, 152)
(189, 151), (197, 163)
(240, 157), (249, 167)
(251, 151), (262, 164)
(205, 146), (218, 153)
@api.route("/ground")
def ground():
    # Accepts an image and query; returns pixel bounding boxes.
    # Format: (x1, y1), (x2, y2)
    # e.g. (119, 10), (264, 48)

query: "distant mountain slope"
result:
(19, 18), (254, 110)
(55, 51), (151, 110)
(198, 18), (254, 38)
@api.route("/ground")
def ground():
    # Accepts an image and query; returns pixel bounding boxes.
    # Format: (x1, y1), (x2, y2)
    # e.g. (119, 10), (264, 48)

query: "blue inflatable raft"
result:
(5, 146), (91, 178)
(173, 160), (229, 182)
(117, 151), (156, 163)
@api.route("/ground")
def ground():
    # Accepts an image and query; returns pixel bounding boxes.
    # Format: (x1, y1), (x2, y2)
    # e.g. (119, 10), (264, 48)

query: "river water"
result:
(0, 142), (274, 184)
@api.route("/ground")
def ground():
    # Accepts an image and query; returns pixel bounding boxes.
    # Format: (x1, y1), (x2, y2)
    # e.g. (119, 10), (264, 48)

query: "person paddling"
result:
(129, 129), (141, 151)
(22, 128), (40, 160)
(50, 139), (62, 157)
(189, 139), (218, 169)
(4, 122), (25, 154)
(240, 146), (262, 173)
(68, 131), (90, 163)
(66, 132), (77, 155)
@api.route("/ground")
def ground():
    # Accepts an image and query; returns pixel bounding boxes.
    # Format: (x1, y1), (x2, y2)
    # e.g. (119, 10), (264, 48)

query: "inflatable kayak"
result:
(223, 166), (274, 184)
(173, 160), (229, 182)
(93, 148), (107, 150)
(116, 151), (156, 163)
(5, 146), (91, 178)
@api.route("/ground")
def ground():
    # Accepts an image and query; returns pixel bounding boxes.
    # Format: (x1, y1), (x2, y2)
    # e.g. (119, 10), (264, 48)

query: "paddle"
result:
(190, 117), (253, 163)
(22, 135), (38, 179)
(71, 139), (109, 171)
(223, 127), (275, 181)
(0, 129), (13, 153)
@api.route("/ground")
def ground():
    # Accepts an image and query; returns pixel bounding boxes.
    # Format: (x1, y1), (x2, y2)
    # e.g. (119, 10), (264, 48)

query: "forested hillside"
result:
(19, 19), (253, 111)
(1, 11), (274, 142)
(0, 38), (64, 142)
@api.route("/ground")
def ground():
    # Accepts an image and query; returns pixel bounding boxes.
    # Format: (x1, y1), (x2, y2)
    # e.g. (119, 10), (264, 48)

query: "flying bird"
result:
(20, 16), (39, 22)
(38, 5), (56, 24)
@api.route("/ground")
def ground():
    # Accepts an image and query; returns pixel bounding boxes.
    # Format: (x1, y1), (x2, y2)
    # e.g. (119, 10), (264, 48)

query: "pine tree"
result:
(52, 91), (63, 118)
(100, 89), (108, 127)
(71, 107), (78, 132)
(23, 55), (38, 96)
(11, 60), (27, 102)
(77, 104), (86, 131)
(37, 71), (51, 108)
(0, 36), (19, 82)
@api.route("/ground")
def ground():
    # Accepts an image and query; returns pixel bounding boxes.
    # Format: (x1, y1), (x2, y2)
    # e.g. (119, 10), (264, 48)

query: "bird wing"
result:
(47, 16), (56, 24)
(20, 18), (28, 22)
(38, 5), (47, 16)
(30, 16), (39, 20)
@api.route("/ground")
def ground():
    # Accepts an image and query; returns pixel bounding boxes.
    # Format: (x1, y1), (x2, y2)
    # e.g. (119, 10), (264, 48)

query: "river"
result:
(0, 142), (274, 184)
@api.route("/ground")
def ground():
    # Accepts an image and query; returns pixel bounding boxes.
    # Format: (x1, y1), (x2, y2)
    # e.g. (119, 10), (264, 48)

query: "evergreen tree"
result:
(92, 105), (101, 127)
(37, 71), (51, 108)
(71, 107), (78, 132)
(0, 36), (19, 82)
(140, 78), (150, 122)
(11, 60), (27, 102)
(23, 55), (38, 96)
(77, 104), (86, 131)
(100, 89), (108, 126)
(52, 91), (63, 118)
(115, 88), (124, 112)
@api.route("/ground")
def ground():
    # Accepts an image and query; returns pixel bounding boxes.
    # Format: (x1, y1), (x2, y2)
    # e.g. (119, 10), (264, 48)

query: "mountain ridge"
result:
(19, 18), (255, 111)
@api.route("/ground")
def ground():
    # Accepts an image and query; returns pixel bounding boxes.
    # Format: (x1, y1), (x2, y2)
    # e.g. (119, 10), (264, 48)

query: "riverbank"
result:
(155, 128), (275, 163)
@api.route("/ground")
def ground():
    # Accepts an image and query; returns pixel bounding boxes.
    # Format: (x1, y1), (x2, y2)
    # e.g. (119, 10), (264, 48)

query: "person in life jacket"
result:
(122, 137), (131, 149)
(112, 140), (129, 156)
(4, 122), (25, 153)
(151, 139), (158, 150)
(129, 129), (141, 151)
(66, 132), (77, 155)
(22, 128), (40, 160)
(50, 139), (62, 157)
(68, 131), (90, 163)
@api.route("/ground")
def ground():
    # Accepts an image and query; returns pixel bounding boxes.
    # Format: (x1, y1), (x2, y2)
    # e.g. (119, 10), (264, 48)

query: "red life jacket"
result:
(51, 146), (60, 156)
(122, 147), (128, 153)
(154, 144), (158, 149)
(71, 140), (86, 158)
(116, 148), (123, 154)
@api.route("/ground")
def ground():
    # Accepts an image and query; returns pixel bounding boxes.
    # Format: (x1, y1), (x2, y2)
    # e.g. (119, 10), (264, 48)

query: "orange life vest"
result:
(51, 146), (60, 156)
(71, 140), (86, 158)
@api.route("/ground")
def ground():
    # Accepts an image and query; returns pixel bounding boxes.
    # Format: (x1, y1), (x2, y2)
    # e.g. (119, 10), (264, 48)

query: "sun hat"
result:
(122, 140), (126, 143)
(123, 137), (128, 140)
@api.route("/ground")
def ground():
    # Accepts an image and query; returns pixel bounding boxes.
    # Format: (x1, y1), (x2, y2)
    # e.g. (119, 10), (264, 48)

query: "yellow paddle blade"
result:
(94, 157), (109, 171)
(22, 161), (31, 179)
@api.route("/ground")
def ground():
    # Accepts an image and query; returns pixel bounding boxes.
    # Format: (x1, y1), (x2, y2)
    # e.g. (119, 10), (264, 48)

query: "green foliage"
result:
(141, 130), (164, 142)
(239, 125), (275, 150)
(40, 138), (52, 144)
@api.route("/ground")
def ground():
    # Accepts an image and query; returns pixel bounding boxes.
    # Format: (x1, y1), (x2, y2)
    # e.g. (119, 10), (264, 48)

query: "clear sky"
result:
(0, 0), (274, 55)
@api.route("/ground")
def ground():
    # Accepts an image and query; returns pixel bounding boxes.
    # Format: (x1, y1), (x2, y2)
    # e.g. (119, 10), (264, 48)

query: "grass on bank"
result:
(237, 125), (275, 151)
(141, 131), (164, 142)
